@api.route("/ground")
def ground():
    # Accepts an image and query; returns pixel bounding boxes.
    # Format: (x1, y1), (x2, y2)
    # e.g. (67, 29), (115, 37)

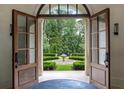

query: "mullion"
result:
(58, 4), (60, 14)
(49, 4), (51, 15)
(97, 16), (99, 64)
(76, 4), (78, 14)
(67, 4), (69, 14)
(26, 16), (29, 64)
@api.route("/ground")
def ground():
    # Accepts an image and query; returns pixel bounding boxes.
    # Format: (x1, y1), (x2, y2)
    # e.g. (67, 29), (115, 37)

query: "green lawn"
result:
(56, 64), (73, 71)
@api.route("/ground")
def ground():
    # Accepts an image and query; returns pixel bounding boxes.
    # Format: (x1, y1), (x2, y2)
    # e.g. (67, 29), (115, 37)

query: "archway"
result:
(36, 4), (91, 83)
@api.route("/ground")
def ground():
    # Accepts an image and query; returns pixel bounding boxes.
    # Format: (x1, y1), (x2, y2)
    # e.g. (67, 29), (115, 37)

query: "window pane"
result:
(29, 49), (35, 64)
(18, 33), (26, 48)
(91, 17), (97, 33)
(28, 17), (35, 33)
(92, 49), (98, 63)
(99, 13), (106, 31)
(99, 31), (106, 48)
(51, 4), (58, 14)
(28, 34), (35, 48)
(69, 4), (76, 14)
(17, 15), (26, 32)
(92, 33), (97, 48)
(60, 4), (67, 14)
(99, 49), (106, 65)
(18, 50), (26, 65)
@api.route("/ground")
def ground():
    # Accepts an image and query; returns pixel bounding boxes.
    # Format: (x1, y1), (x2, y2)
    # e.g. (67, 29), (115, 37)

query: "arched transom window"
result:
(37, 4), (90, 18)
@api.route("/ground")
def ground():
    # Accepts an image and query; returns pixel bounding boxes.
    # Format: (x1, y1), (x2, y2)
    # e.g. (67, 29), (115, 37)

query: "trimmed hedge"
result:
(43, 56), (59, 61)
(71, 53), (84, 56)
(69, 56), (85, 61)
(43, 53), (57, 56)
(73, 61), (85, 70)
(43, 61), (56, 70)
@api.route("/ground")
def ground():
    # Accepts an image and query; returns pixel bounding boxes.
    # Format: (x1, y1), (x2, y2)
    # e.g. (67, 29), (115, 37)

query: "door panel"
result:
(90, 8), (110, 88)
(12, 9), (38, 89)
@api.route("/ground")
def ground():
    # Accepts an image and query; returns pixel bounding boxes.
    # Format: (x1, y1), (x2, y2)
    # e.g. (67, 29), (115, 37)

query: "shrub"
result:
(71, 53), (84, 56)
(73, 61), (85, 70)
(43, 61), (56, 70)
(43, 56), (59, 61)
(43, 53), (57, 56)
(69, 56), (85, 61)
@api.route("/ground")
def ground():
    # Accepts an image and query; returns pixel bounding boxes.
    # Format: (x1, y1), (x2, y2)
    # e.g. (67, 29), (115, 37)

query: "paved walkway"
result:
(54, 57), (76, 65)
(39, 71), (89, 83)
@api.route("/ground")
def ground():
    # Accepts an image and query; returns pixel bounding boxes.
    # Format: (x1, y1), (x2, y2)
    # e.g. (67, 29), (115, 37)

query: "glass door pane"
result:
(92, 49), (98, 63)
(98, 13), (106, 31)
(99, 49), (106, 65)
(91, 17), (97, 33)
(99, 31), (106, 48)
(18, 33), (27, 48)
(17, 15), (26, 32)
(92, 33), (97, 48)
(28, 34), (35, 48)
(28, 17), (35, 33)
(18, 50), (27, 65)
(29, 49), (35, 64)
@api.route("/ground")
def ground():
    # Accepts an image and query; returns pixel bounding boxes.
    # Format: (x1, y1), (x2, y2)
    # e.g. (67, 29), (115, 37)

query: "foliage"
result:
(69, 56), (85, 61)
(43, 53), (57, 56)
(43, 61), (56, 70)
(73, 61), (85, 70)
(43, 56), (59, 61)
(71, 53), (84, 56)
(43, 18), (85, 54)
(56, 64), (73, 71)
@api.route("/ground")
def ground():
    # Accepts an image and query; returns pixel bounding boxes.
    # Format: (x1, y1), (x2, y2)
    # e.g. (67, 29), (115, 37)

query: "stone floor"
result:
(39, 71), (89, 83)
(31, 79), (97, 89)
(30, 71), (97, 89)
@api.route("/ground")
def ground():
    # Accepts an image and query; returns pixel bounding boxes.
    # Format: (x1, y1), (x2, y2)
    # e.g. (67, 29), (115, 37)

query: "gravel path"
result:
(54, 58), (76, 65)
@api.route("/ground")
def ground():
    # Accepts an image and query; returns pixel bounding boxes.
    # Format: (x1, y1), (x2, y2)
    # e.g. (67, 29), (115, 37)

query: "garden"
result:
(43, 18), (85, 71)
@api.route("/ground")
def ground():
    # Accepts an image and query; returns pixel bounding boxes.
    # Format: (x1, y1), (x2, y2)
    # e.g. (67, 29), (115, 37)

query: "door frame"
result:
(11, 6), (110, 89)
(89, 8), (110, 88)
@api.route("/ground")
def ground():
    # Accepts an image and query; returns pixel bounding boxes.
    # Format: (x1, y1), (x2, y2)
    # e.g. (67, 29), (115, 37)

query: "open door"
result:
(90, 8), (110, 88)
(12, 10), (38, 89)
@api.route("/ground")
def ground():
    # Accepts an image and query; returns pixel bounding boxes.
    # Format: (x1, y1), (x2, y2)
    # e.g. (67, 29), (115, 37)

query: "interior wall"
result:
(0, 4), (36, 89)
(89, 4), (124, 89)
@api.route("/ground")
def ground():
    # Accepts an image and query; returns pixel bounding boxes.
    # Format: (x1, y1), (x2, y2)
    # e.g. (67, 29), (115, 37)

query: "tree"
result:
(43, 18), (85, 54)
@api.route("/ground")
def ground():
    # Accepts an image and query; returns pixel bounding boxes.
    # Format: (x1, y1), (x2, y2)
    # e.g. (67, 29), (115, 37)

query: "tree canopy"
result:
(43, 18), (85, 55)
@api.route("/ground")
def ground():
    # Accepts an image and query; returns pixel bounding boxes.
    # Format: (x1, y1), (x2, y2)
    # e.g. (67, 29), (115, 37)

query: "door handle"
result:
(104, 52), (109, 67)
(15, 52), (18, 68)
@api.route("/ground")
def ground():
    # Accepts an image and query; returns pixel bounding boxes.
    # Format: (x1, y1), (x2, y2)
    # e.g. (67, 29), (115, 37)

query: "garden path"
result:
(54, 57), (76, 65)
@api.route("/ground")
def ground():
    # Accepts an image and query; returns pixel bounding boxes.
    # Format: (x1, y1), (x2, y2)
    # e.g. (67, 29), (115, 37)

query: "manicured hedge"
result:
(69, 56), (85, 61)
(43, 61), (56, 70)
(73, 61), (85, 70)
(43, 53), (57, 56)
(43, 56), (59, 61)
(71, 53), (84, 56)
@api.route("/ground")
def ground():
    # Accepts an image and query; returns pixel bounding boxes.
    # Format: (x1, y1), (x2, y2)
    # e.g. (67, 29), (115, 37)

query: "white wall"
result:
(0, 4), (36, 89)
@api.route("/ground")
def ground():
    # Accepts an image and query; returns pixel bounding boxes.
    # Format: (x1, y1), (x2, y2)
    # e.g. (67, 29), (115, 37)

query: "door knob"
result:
(15, 52), (18, 68)
(104, 52), (109, 67)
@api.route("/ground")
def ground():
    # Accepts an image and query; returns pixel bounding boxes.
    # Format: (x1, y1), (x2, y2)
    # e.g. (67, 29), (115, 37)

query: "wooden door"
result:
(12, 9), (38, 89)
(90, 8), (110, 88)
